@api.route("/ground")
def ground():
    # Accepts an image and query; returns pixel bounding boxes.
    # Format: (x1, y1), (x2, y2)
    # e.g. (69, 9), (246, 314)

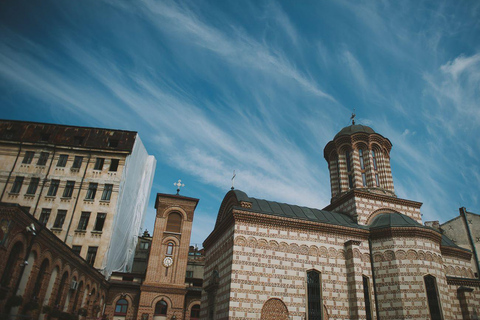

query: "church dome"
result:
(369, 212), (422, 229)
(334, 124), (376, 139)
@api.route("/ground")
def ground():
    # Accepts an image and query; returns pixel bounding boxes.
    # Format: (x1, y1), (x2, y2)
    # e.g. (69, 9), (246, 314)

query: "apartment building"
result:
(0, 120), (156, 277)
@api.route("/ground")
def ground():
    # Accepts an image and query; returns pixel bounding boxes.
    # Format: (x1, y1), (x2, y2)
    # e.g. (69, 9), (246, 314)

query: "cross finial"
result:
(174, 179), (185, 195)
(350, 108), (356, 125)
(231, 170), (236, 190)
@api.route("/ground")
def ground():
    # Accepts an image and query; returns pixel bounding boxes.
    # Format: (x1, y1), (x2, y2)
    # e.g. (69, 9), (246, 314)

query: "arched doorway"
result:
(260, 298), (289, 320)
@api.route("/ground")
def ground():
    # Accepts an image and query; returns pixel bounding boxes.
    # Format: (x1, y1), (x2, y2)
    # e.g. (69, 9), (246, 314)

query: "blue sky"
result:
(1, 0), (479, 245)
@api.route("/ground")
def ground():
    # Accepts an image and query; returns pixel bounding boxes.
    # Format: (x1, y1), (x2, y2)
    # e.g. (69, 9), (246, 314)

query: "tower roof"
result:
(334, 124), (376, 139)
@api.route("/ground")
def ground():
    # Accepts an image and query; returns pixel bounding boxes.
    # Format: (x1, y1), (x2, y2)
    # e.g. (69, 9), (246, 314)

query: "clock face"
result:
(163, 257), (173, 267)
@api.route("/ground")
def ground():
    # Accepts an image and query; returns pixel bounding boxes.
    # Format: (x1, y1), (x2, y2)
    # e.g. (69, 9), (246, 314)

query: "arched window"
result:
(166, 242), (174, 256)
(362, 276), (372, 320)
(55, 271), (69, 306)
(114, 299), (128, 316)
(154, 300), (167, 315)
(166, 213), (182, 233)
(32, 259), (49, 299)
(424, 275), (443, 319)
(345, 150), (354, 189)
(190, 304), (200, 319)
(335, 155), (341, 193)
(1, 241), (23, 287)
(307, 270), (322, 320)
(359, 149), (367, 187)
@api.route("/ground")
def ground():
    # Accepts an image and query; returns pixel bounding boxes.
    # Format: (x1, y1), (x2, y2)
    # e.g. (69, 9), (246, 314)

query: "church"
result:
(200, 122), (480, 319)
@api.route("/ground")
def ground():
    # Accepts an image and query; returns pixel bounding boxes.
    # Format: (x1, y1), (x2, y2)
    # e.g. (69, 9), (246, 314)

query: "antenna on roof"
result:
(350, 109), (356, 125)
(231, 170), (236, 190)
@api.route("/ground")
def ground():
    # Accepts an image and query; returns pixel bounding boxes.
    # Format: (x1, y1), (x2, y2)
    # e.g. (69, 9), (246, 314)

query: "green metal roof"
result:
(231, 190), (368, 230)
(369, 212), (422, 229)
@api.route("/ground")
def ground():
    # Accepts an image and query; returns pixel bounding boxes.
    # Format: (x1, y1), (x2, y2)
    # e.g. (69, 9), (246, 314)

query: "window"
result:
(72, 245), (82, 256)
(140, 242), (149, 250)
(190, 305), (200, 319)
(186, 271), (194, 278)
(101, 184), (113, 201)
(63, 181), (75, 198)
(109, 159), (119, 172)
(166, 242), (174, 255)
(72, 156), (83, 169)
(114, 299), (128, 316)
(57, 154), (68, 167)
(363, 276), (372, 320)
(166, 212), (182, 233)
(77, 212), (90, 230)
(375, 174), (380, 187)
(11, 176), (24, 194)
(94, 213), (106, 231)
(372, 150), (380, 187)
(359, 149), (367, 187)
(108, 139), (119, 148)
(22, 151), (35, 164)
(94, 158), (104, 170)
(47, 179), (60, 196)
(39, 209), (51, 226)
(26, 177), (40, 195)
(307, 270), (322, 320)
(86, 183), (98, 200)
(424, 275), (443, 319)
(53, 210), (67, 228)
(154, 301), (167, 316)
(86, 246), (98, 266)
(345, 150), (354, 189)
(37, 152), (49, 165)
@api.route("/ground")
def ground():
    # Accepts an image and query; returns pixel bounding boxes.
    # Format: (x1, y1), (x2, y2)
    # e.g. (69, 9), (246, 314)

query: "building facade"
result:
(201, 123), (480, 320)
(0, 203), (109, 319)
(0, 120), (156, 276)
(105, 193), (204, 320)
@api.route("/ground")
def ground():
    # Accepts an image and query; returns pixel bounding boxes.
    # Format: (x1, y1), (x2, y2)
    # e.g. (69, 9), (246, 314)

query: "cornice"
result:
(232, 209), (370, 239)
(140, 284), (187, 295)
(446, 276), (480, 287)
(324, 189), (422, 210)
(441, 246), (472, 261)
(370, 226), (442, 243)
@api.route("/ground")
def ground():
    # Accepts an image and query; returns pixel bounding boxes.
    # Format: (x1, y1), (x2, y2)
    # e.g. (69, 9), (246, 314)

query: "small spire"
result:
(350, 108), (356, 125)
(231, 170), (236, 190)
(174, 179), (185, 195)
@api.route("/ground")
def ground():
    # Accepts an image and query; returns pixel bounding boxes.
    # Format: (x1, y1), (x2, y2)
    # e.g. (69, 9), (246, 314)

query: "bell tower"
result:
(137, 192), (199, 320)
(323, 123), (422, 225)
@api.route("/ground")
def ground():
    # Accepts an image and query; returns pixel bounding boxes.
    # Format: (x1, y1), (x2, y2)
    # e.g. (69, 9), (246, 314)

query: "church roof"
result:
(369, 212), (423, 229)
(231, 190), (368, 230)
(334, 124), (376, 139)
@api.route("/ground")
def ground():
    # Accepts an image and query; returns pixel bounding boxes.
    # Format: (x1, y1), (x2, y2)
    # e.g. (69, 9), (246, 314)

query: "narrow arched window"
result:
(307, 270), (322, 320)
(190, 304), (200, 319)
(424, 275), (443, 319)
(359, 149), (367, 187)
(115, 299), (128, 316)
(166, 242), (174, 255)
(54, 271), (69, 306)
(154, 300), (167, 316)
(363, 276), (372, 320)
(32, 259), (49, 299)
(1, 242), (23, 287)
(166, 212), (182, 233)
(345, 150), (354, 189)
(335, 155), (341, 193)
(371, 150), (380, 187)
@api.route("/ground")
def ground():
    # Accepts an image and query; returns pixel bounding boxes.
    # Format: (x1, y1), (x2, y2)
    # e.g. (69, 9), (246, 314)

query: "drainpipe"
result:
(64, 152), (91, 243)
(0, 144), (22, 201)
(459, 207), (480, 279)
(368, 239), (381, 320)
(33, 146), (57, 217)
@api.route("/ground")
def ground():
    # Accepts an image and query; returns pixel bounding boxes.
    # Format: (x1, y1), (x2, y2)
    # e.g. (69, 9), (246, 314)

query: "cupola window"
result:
(345, 150), (354, 189)
(359, 149), (367, 187)
(371, 150), (380, 187)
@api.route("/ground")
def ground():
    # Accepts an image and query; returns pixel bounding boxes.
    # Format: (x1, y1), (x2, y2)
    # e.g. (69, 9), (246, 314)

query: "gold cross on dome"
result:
(174, 179), (185, 195)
